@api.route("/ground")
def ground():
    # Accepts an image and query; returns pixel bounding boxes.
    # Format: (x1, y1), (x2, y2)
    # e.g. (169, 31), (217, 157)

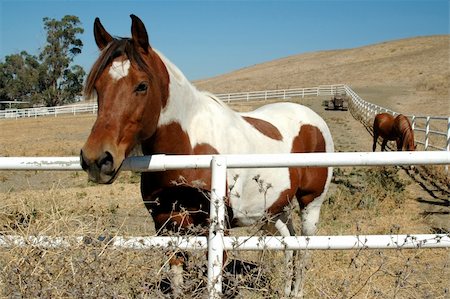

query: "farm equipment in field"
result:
(323, 95), (349, 111)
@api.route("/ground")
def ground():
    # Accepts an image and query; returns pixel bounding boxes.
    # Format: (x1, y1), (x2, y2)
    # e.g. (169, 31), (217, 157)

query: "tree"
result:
(0, 15), (85, 108)
(39, 15), (85, 106)
(0, 51), (40, 106)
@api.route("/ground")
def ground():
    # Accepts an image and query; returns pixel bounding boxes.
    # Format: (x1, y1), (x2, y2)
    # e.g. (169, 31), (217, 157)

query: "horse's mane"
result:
(85, 41), (227, 110)
(153, 49), (228, 108)
(84, 38), (153, 97)
(397, 115), (413, 144)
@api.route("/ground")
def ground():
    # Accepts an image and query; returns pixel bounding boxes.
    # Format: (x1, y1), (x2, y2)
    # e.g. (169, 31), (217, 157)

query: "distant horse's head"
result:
(80, 15), (169, 183)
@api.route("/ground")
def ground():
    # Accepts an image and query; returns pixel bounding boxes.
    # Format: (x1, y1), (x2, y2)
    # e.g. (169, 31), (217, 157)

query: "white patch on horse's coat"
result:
(109, 59), (131, 81)
(154, 50), (334, 226)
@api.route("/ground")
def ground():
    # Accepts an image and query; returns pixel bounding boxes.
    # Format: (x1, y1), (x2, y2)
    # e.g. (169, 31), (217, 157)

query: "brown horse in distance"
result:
(372, 113), (415, 152)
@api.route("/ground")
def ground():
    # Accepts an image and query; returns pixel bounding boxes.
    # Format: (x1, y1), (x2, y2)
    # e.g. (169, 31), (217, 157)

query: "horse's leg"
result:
(168, 252), (186, 298)
(381, 139), (388, 151)
(275, 213), (296, 297)
(288, 199), (322, 298)
(372, 132), (378, 152)
(396, 138), (403, 151)
(152, 211), (197, 296)
(263, 212), (296, 297)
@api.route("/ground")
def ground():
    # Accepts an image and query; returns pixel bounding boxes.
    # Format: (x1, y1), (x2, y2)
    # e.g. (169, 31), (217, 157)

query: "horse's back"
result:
(230, 102), (334, 225)
(241, 102), (334, 153)
(374, 113), (395, 139)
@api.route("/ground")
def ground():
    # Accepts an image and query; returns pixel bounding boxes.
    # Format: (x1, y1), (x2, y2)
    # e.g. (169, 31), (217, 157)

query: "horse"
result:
(372, 113), (415, 152)
(80, 15), (334, 298)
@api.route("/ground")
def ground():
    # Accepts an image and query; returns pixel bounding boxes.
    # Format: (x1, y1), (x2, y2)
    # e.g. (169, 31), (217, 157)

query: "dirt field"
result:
(1, 93), (448, 298)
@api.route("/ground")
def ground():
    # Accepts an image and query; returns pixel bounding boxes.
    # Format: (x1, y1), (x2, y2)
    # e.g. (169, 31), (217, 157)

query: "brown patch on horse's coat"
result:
(144, 121), (219, 155)
(140, 121), (235, 233)
(243, 116), (283, 141)
(292, 125), (328, 208)
(267, 125), (328, 214)
(266, 169), (298, 215)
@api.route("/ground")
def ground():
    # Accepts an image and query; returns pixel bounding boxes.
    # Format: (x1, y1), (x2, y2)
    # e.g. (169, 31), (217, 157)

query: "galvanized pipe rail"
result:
(1, 152), (449, 297)
(1, 151), (449, 171)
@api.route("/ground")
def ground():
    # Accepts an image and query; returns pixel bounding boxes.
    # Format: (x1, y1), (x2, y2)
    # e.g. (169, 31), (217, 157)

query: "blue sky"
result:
(1, 0), (449, 80)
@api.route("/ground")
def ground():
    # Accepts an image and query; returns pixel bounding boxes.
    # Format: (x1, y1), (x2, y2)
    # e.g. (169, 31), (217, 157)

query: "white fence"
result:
(345, 86), (450, 152)
(215, 84), (346, 103)
(0, 84), (344, 119)
(1, 84), (448, 153)
(1, 152), (449, 298)
(0, 102), (98, 119)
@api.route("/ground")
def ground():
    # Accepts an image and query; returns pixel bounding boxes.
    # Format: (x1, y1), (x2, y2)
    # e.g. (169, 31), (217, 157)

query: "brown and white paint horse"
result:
(372, 113), (415, 152)
(80, 15), (334, 297)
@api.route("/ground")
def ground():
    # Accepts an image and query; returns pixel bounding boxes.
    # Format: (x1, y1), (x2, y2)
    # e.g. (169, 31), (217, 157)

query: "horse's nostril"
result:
(97, 151), (115, 175)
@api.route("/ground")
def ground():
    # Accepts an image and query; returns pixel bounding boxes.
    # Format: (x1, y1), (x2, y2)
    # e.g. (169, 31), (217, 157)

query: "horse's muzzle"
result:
(80, 150), (117, 184)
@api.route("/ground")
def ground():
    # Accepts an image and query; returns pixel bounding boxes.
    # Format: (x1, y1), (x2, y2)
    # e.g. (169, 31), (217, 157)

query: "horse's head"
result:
(80, 15), (169, 183)
(404, 138), (417, 151)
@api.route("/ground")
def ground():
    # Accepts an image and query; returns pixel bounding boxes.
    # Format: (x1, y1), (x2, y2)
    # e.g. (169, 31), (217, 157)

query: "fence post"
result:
(207, 156), (227, 298)
(446, 117), (450, 173)
(425, 116), (430, 150)
(446, 117), (450, 152)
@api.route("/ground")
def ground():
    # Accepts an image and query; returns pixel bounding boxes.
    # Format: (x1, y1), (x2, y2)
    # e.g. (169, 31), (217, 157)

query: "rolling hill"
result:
(195, 35), (449, 116)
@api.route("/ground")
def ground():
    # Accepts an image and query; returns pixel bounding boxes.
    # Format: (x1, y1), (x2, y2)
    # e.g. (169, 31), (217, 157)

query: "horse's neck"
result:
(157, 55), (213, 127)
(146, 51), (232, 153)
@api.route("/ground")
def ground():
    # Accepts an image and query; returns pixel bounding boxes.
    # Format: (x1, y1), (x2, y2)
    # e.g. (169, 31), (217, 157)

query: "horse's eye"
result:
(135, 82), (148, 93)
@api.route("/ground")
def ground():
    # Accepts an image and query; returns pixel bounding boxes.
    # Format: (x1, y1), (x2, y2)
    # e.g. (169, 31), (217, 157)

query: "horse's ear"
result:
(94, 17), (113, 50)
(130, 14), (150, 52)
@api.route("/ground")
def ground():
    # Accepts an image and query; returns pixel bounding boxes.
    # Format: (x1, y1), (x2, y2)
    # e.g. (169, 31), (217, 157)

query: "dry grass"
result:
(0, 165), (448, 298)
(0, 114), (95, 157)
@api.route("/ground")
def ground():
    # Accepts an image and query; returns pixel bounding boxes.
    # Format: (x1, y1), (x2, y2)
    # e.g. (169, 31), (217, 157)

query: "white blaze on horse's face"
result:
(109, 59), (131, 81)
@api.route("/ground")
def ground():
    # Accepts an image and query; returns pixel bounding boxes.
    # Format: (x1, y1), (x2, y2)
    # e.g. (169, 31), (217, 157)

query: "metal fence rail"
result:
(0, 85), (345, 119)
(215, 85), (346, 103)
(1, 234), (448, 251)
(1, 151), (449, 171)
(0, 152), (449, 298)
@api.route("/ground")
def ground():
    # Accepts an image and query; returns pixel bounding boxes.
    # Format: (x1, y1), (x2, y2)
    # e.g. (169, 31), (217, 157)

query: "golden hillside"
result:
(195, 35), (449, 115)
